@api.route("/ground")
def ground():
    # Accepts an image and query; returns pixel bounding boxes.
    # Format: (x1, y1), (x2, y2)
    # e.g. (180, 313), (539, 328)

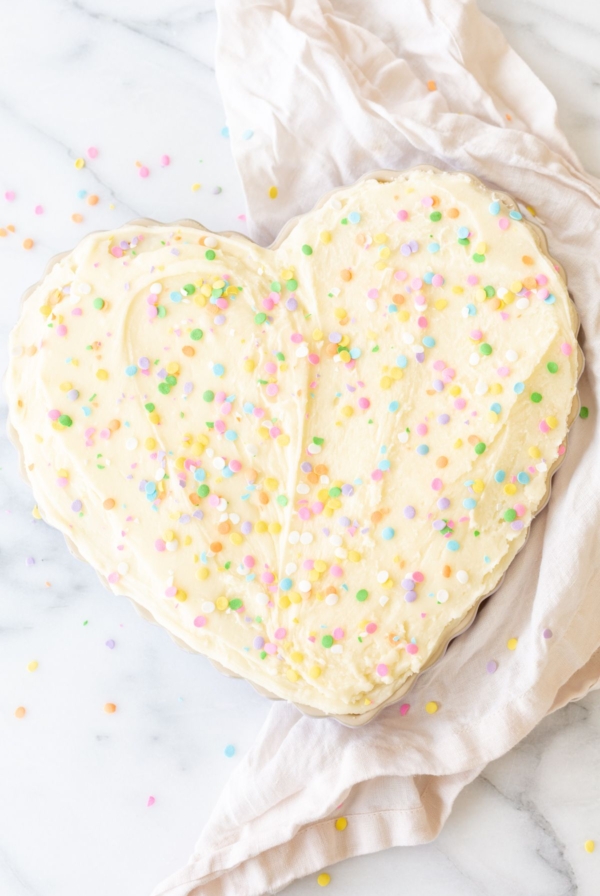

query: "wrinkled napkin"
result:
(154, 0), (600, 892)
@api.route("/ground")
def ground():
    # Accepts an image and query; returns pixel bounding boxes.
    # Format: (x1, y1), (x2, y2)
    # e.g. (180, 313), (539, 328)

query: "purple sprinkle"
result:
(300, 462), (312, 473)
(433, 379), (444, 392)
(542, 628), (553, 639)
(26, 556), (35, 567)
(183, 382), (193, 394)
(432, 519), (445, 530)
(139, 480), (148, 492)
(511, 520), (524, 530)
(404, 505), (416, 519)
(437, 497), (450, 510)
(241, 521), (252, 535)
(329, 332), (342, 343)
(404, 591), (417, 602)
(486, 660), (498, 674)
(286, 297), (298, 311)
(415, 352), (425, 364)
(139, 357), (150, 370)
(157, 368), (167, 380)
(338, 516), (351, 527)
(106, 639), (116, 650)
(193, 510), (204, 520)
(179, 514), (191, 524)
(401, 578), (414, 590)
(214, 315), (226, 326)
(341, 484), (354, 497)
(213, 186), (222, 194)
(409, 240), (419, 252)
(437, 414), (450, 425)
(253, 636), (265, 650)
(71, 499), (82, 512)
(400, 243), (411, 256)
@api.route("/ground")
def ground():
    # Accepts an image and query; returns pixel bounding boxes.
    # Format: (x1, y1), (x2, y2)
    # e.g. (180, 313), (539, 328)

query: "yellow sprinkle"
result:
(584, 840), (595, 853)
(507, 637), (518, 650)
(425, 701), (439, 714)
(452, 285), (464, 295)
(278, 595), (291, 609)
(309, 665), (322, 679)
(317, 873), (331, 887)
(74, 157), (85, 169)
(32, 505), (41, 520)
(291, 651), (304, 663)
(335, 817), (348, 831)
(312, 328), (324, 342)
(175, 589), (187, 602)
(546, 416), (558, 429)
(320, 230), (332, 244)
(192, 183), (201, 192)
(96, 369), (108, 381)
(286, 669), (299, 682)
(244, 359), (256, 373)
(453, 439), (463, 449)
(504, 483), (517, 496)
(528, 446), (541, 459)
(216, 595), (229, 611)
(510, 281), (523, 294)
(472, 479), (485, 494)
(434, 299), (448, 311)
(27, 661), (38, 672)
(398, 310), (410, 322)
(197, 566), (209, 580)
(230, 532), (243, 545)
(268, 186), (278, 199)
(380, 376), (392, 389)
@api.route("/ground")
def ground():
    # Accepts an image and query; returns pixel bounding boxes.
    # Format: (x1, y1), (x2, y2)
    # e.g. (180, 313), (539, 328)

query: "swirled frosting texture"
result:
(8, 171), (579, 715)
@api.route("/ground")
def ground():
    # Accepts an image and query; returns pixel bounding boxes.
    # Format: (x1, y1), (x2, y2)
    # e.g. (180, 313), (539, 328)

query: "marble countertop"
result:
(0, 1), (599, 894)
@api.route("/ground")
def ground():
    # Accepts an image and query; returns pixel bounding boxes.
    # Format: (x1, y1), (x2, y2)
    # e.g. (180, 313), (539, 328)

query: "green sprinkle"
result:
(166, 375), (177, 386)
(475, 442), (486, 455)
(479, 343), (492, 356)
(321, 635), (334, 648)
(328, 487), (341, 497)
(301, 244), (313, 255)
(93, 297), (105, 310)
(203, 390), (215, 402)
(158, 383), (171, 395)
(356, 589), (368, 602)
(503, 509), (517, 522)
(547, 361), (558, 374)
(270, 281), (281, 293)
(145, 403), (155, 413)
(197, 484), (210, 498)
(531, 392), (542, 403)
(276, 495), (288, 506)
(286, 278), (298, 291)
(205, 249), (216, 260)
(229, 598), (243, 610)
(580, 406), (589, 419)
(313, 436), (324, 445)
(255, 312), (267, 324)
(190, 328), (203, 340)
(341, 217), (348, 225)
(458, 237), (470, 246)
(58, 414), (72, 427)
(472, 253), (486, 263)
(157, 305), (166, 318)
(484, 285), (496, 298)
(182, 284), (196, 295)
(429, 211), (442, 222)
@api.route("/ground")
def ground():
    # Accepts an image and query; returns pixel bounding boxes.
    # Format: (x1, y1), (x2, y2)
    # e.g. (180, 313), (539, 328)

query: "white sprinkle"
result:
(166, 539), (179, 552)
(469, 352), (480, 366)
(155, 468), (165, 481)
(456, 570), (469, 584)
(296, 482), (310, 494)
(285, 562), (297, 575)
(288, 531), (300, 544)
(325, 593), (338, 606)
(300, 532), (313, 545)
(213, 457), (226, 470)
(149, 282), (163, 294)
(204, 236), (218, 249)
(505, 349), (518, 362)
(516, 297), (530, 310)
(379, 595), (389, 607)
(437, 589), (449, 603)
(376, 570), (389, 584)
(298, 580), (312, 593)
(475, 379), (488, 396)
(202, 601), (215, 613)
(125, 438), (138, 451)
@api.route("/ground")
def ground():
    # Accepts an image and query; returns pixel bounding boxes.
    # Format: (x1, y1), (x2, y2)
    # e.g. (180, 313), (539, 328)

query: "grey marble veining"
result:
(0, 2), (599, 895)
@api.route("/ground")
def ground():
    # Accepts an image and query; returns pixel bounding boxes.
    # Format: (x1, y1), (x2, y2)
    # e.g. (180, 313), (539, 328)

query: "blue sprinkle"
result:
(466, 303), (477, 316)
(544, 294), (556, 305)
(514, 381), (525, 394)
(220, 126), (230, 138)
(213, 363), (225, 377)
(348, 211), (361, 224)
(463, 498), (477, 509)
(416, 444), (429, 455)
(241, 129), (254, 140)
(517, 472), (530, 484)
(388, 304), (398, 313)
(243, 402), (254, 413)
(382, 527), (395, 540)
(447, 540), (460, 551)
(225, 430), (238, 441)
(494, 470), (506, 483)
(170, 291), (182, 303)
(489, 201), (500, 215)
(490, 402), (501, 414)
(422, 336), (435, 348)
(350, 347), (361, 359)
(224, 744), (235, 757)
(279, 577), (292, 591)
(423, 271), (434, 284)
(76, 189), (87, 199)
(509, 210), (522, 220)
(194, 469), (206, 482)
(125, 365), (137, 376)
(458, 226), (470, 239)
(378, 459), (391, 471)
(388, 401), (399, 412)
(427, 242), (440, 253)
(396, 354), (408, 368)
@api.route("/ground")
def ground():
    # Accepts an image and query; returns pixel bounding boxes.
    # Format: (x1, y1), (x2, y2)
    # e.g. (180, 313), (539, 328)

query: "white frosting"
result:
(7, 171), (579, 715)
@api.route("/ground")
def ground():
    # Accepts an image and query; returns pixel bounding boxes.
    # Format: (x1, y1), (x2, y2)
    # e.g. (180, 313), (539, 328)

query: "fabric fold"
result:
(154, 0), (600, 892)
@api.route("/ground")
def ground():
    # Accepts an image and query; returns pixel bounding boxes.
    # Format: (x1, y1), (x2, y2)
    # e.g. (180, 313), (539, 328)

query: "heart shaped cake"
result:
(7, 169), (579, 717)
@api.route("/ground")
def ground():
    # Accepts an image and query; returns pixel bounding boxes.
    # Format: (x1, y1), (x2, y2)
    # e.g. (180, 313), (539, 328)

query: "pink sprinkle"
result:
(411, 278), (423, 290)
(266, 383), (279, 397)
(291, 332), (303, 343)
(396, 210), (408, 221)
(110, 246), (124, 258)
(229, 459), (242, 472)
(431, 274), (444, 287)
(497, 366), (510, 377)
(311, 501), (324, 514)
(165, 586), (177, 597)
(308, 353), (320, 365)
(467, 275), (479, 286)
(539, 420), (550, 433)
(155, 539), (166, 552)
(261, 571), (275, 584)
(160, 154), (170, 166)
(139, 166), (150, 178)
(470, 329), (482, 341)
(147, 796), (156, 807)
(431, 478), (443, 491)
(376, 663), (389, 676)
(243, 555), (255, 568)
(5, 190), (16, 202)
(330, 565), (343, 578)
(558, 444), (566, 455)
(399, 703), (410, 716)
(208, 494), (220, 507)
(406, 643), (419, 655)
(514, 503), (526, 517)
(498, 217), (509, 230)
(108, 572), (120, 584)
(358, 397), (370, 410)
(394, 269), (408, 280)
(34, 205), (43, 215)
(72, 308), (83, 316)
(367, 288), (379, 299)
(194, 616), (207, 627)
(417, 316), (428, 329)
(421, 196), (433, 207)
(536, 274), (548, 286)
(274, 627), (287, 640)
(371, 469), (383, 481)
(87, 147), (98, 159)
(56, 477), (68, 488)
(264, 361), (277, 375)
(298, 507), (311, 520)
(269, 426), (281, 438)
(265, 643), (277, 655)
(333, 627), (345, 639)
(454, 397), (466, 410)
(56, 325), (67, 337)
(366, 623), (377, 634)
(48, 409), (61, 421)
(416, 423), (428, 436)
(560, 342), (572, 356)
(412, 571), (424, 583)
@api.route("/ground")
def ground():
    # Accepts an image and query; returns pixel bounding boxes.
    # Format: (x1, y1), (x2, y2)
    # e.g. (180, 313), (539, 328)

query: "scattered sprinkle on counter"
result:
(335, 817), (347, 831)
(584, 840), (595, 853)
(317, 873), (331, 887)
(15, 707), (26, 719)
(103, 702), (117, 714)
(224, 744), (236, 757)
(507, 638), (518, 651)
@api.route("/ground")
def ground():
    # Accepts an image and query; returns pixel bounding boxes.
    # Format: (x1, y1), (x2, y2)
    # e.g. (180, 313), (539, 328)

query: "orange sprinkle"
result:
(258, 491), (269, 505)
(22, 238), (34, 250)
(8, 224), (15, 233)
(87, 194), (99, 206)
(371, 511), (383, 525)
(392, 293), (404, 305)
(522, 255), (535, 266)
(340, 269), (352, 282)
(0, 228), (7, 238)
(72, 213), (84, 223)
(103, 498), (115, 510)
(210, 541), (222, 553)
(182, 345), (195, 357)
(427, 80), (437, 91)
(103, 703), (117, 714)
(442, 565), (451, 578)
(447, 208), (459, 218)
(217, 521), (231, 535)
(15, 706), (26, 719)
(436, 456), (448, 468)
(506, 113), (512, 121)
(314, 464), (328, 475)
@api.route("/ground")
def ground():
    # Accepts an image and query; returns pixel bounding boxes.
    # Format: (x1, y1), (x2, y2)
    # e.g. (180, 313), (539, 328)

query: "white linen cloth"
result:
(154, 0), (600, 892)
